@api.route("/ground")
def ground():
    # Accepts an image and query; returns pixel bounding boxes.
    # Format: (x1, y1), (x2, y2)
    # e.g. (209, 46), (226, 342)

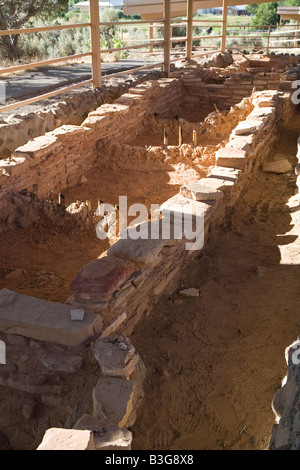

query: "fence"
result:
(0, 0), (299, 113)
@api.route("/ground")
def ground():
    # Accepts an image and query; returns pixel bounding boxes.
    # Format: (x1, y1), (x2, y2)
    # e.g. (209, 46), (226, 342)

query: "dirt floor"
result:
(129, 113), (300, 450)
(0, 97), (299, 451)
(0, 166), (194, 303)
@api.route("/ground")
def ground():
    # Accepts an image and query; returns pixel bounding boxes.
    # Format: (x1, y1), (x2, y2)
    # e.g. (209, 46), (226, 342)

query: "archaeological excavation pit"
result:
(0, 52), (300, 450)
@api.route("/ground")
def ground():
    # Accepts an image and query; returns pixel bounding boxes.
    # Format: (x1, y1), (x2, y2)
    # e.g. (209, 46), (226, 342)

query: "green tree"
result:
(251, 2), (280, 27)
(246, 3), (260, 15)
(0, 0), (68, 60)
(283, 0), (300, 6)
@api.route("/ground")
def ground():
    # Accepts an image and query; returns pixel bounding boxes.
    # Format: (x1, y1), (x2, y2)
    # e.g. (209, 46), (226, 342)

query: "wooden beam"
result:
(221, 0), (228, 53)
(186, 0), (194, 60)
(89, 0), (101, 88)
(163, 0), (171, 77)
(149, 22), (154, 53)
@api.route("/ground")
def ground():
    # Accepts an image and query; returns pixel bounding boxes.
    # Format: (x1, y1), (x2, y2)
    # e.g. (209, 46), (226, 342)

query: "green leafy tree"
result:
(246, 3), (260, 15)
(0, 0), (68, 60)
(251, 2), (280, 27)
(283, 0), (300, 6)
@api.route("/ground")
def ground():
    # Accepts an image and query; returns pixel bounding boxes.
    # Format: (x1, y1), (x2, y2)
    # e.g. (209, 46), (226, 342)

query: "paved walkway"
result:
(0, 59), (154, 101)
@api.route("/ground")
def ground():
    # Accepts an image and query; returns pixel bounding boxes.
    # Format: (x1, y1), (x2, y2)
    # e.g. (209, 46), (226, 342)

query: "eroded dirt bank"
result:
(129, 113), (300, 450)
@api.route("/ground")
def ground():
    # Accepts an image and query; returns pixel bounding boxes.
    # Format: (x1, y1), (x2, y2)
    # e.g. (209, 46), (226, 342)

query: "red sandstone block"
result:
(70, 256), (138, 302)
(215, 147), (247, 170)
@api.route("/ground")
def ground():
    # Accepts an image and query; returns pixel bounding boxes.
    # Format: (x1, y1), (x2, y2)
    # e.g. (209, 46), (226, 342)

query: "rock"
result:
(5, 268), (26, 280)
(70, 256), (137, 302)
(92, 335), (139, 379)
(215, 147), (247, 169)
(73, 414), (132, 450)
(100, 311), (127, 339)
(37, 428), (95, 450)
(180, 181), (224, 201)
(233, 119), (264, 136)
(107, 220), (166, 265)
(70, 308), (85, 321)
(262, 160), (293, 174)
(40, 350), (83, 373)
(92, 377), (134, 428)
(178, 288), (200, 297)
(0, 289), (103, 346)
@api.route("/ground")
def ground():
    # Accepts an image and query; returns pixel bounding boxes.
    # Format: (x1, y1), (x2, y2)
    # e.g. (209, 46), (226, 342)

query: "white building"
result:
(74, 0), (124, 12)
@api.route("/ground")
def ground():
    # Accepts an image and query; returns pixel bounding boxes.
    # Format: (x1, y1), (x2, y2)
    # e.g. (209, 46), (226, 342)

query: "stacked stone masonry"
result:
(0, 53), (298, 450)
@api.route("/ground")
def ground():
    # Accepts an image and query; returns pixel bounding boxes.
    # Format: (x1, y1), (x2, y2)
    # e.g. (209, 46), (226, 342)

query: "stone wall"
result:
(269, 337), (300, 450)
(179, 53), (299, 112)
(0, 82), (294, 449)
(0, 70), (165, 160)
(0, 78), (183, 200)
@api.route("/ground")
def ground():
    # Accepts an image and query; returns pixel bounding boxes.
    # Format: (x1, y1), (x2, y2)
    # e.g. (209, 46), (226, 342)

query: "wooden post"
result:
(186, 0), (194, 60)
(164, 129), (168, 146)
(164, 0), (171, 77)
(90, 0), (101, 88)
(267, 25), (271, 54)
(294, 20), (300, 48)
(221, 0), (228, 53)
(179, 126), (183, 146)
(149, 22), (154, 53)
(193, 129), (197, 147)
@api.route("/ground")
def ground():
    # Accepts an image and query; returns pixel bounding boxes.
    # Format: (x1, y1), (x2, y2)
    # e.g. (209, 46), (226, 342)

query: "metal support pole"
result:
(90, 0), (102, 88)
(186, 0), (194, 60)
(164, 0), (171, 77)
(221, 0), (228, 53)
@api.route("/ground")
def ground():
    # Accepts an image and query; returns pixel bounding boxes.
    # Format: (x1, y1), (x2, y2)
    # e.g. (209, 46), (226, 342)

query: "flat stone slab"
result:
(215, 147), (247, 169)
(37, 428), (95, 450)
(15, 134), (60, 159)
(180, 180), (224, 201)
(248, 107), (275, 119)
(0, 289), (103, 346)
(70, 256), (137, 302)
(93, 377), (134, 428)
(209, 166), (241, 181)
(161, 193), (215, 220)
(262, 159), (293, 174)
(107, 220), (166, 265)
(74, 413), (132, 450)
(233, 119), (264, 136)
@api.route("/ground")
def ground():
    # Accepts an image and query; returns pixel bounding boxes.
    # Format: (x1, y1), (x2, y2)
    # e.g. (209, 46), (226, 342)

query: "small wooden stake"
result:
(193, 129), (197, 147)
(164, 129), (168, 146)
(179, 126), (183, 147)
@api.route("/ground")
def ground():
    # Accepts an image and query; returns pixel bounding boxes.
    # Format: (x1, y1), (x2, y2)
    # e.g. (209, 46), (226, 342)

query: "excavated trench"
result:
(129, 110), (300, 451)
(0, 98), (253, 305)
(0, 53), (299, 450)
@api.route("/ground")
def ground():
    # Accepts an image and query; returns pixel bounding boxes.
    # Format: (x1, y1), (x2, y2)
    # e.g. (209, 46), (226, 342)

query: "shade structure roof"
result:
(123, 0), (286, 20)
(277, 6), (300, 21)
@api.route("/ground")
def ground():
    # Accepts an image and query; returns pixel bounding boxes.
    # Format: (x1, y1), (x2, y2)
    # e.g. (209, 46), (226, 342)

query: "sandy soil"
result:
(129, 113), (300, 450)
